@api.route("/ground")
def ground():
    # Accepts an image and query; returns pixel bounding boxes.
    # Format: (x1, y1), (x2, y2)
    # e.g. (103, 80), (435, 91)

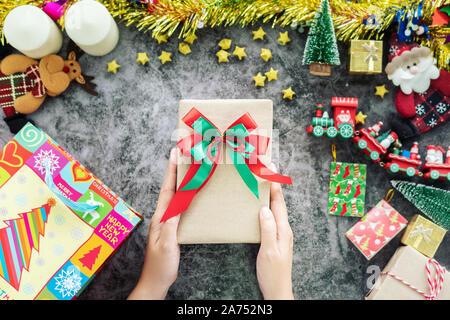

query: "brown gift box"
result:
(176, 99), (273, 244)
(366, 246), (450, 300)
(401, 214), (447, 258)
(349, 39), (383, 74)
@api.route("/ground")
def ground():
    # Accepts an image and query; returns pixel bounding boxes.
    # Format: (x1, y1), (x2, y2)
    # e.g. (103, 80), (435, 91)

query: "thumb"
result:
(159, 214), (181, 245)
(259, 206), (277, 251)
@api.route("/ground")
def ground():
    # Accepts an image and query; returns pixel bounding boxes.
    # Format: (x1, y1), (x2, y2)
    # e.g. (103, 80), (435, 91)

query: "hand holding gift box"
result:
(161, 100), (292, 244)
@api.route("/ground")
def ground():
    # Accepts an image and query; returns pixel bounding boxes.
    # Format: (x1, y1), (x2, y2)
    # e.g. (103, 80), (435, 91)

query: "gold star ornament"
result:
(260, 48), (272, 62)
(107, 60), (120, 74)
(252, 27), (266, 40)
(184, 34), (197, 44)
(155, 34), (168, 44)
(136, 52), (149, 65)
(253, 72), (266, 87)
(375, 84), (389, 98)
(278, 31), (291, 45)
(218, 38), (232, 50)
(179, 43), (191, 55)
(355, 111), (368, 125)
(282, 87), (295, 100)
(265, 68), (278, 81)
(158, 51), (172, 64)
(233, 46), (247, 60)
(216, 50), (230, 63)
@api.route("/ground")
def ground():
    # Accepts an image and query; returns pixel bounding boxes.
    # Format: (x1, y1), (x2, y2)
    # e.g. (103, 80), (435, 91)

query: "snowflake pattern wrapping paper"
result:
(0, 123), (142, 300)
(345, 200), (407, 260)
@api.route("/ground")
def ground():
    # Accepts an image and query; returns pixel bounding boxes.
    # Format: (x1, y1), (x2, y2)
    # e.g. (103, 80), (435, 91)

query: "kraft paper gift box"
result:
(0, 123), (142, 300)
(349, 39), (383, 74)
(401, 214), (447, 258)
(170, 99), (287, 244)
(366, 245), (450, 300)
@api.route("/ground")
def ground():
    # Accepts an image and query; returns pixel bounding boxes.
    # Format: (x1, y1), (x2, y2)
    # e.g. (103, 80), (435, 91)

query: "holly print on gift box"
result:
(346, 200), (408, 260)
(328, 162), (366, 217)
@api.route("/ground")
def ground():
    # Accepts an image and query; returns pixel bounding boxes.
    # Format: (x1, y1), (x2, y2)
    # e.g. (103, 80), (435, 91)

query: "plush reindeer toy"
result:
(0, 43), (97, 133)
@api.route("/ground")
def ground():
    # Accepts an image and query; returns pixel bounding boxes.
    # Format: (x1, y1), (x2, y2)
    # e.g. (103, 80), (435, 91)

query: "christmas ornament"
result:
(395, 1), (429, 43)
(178, 43), (191, 55)
(232, 46), (246, 60)
(136, 52), (149, 65)
(385, 33), (449, 140)
(158, 51), (172, 64)
(107, 59), (120, 74)
(216, 50), (230, 63)
(374, 84), (389, 98)
(155, 34), (168, 44)
(422, 145), (450, 181)
(218, 38), (231, 50)
(42, 0), (69, 20)
(349, 40), (383, 74)
(253, 73), (266, 87)
(282, 87), (295, 100)
(306, 97), (358, 139)
(391, 180), (450, 230)
(277, 31), (291, 45)
(0, 44), (97, 133)
(355, 111), (367, 125)
(252, 27), (266, 40)
(260, 48), (272, 62)
(265, 68), (278, 82)
(302, 0), (340, 76)
(184, 34), (197, 45)
(345, 198), (407, 260)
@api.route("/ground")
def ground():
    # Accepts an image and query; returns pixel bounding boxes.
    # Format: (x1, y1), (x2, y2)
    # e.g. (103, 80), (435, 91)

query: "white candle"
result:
(3, 5), (63, 59)
(64, 0), (119, 56)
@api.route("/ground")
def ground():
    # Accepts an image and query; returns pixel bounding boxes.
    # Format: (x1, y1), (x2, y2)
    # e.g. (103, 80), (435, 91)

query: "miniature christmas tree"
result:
(302, 0), (340, 76)
(391, 180), (450, 230)
(0, 199), (54, 290)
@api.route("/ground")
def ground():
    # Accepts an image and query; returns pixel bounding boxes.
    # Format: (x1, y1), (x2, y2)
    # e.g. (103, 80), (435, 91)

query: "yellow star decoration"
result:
(375, 84), (389, 98)
(260, 48), (272, 62)
(218, 38), (232, 50)
(179, 43), (191, 55)
(355, 111), (368, 125)
(155, 34), (168, 44)
(278, 31), (291, 45)
(282, 87), (295, 100)
(252, 27), (266, 40)
(253, 72), (266, 87)
(265, 68), (278, 81)
(184, 34), (197, 45)
(136, 52), (149, 65)
(107, 60), (120, 74)
(216, 50), (230, 63)
(233, 46), (247, 60)
(158, 51), (172, 64)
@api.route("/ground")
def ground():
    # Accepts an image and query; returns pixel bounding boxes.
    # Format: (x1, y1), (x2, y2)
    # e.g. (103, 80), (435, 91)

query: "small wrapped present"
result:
(366, 245), (450, 300)
(346, 200), (407, 259)
(401, 214), (447, 258)
(0, 123), (142, 300)
(161, 99), (292, 244)
(349, 39), (383, 74)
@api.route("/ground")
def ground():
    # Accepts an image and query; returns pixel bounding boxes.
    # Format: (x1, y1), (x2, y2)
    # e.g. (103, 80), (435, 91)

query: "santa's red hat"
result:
(385, 33), (430, 75)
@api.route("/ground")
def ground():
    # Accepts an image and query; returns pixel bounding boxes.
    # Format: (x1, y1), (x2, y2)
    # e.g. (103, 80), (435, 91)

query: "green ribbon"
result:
(180, 116), (259, 198)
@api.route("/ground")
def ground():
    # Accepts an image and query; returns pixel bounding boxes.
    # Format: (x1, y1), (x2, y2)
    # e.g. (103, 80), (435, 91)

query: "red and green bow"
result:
(160, 108), (292, 222)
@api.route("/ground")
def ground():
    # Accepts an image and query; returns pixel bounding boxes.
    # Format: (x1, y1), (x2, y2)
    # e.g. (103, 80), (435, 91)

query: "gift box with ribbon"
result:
(349, 39), (383, 74)
(366, 245), (449, 300)
(401, 214), (447, 258)
(161, 99), (292, 244)
(0, 123), (142, 300)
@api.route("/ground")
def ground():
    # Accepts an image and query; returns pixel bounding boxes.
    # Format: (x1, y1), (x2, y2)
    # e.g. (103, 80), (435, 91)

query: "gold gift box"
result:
(349, 40), (383, 74)
(401, 214), (447, 258)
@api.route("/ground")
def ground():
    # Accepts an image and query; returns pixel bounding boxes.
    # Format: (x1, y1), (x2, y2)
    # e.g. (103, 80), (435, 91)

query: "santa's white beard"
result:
(387, 56), (440, 95)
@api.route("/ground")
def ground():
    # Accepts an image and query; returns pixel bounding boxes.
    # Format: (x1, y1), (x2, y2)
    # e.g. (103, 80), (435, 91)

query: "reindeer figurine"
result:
(0, 41), (97, 133)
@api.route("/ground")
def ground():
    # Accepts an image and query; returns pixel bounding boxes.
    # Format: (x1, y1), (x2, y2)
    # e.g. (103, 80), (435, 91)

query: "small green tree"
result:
(391, 180), (450, 230)
(302, 0), (340, 75)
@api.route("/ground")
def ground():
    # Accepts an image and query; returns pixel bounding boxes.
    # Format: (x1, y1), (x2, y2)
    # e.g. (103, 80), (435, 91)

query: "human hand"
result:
(128, 148), (180, 300)
(256, 170), (294, 300)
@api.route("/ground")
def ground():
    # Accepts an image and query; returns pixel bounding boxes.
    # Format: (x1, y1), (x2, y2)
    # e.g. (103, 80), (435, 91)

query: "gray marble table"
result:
(1, 22), (448, 300)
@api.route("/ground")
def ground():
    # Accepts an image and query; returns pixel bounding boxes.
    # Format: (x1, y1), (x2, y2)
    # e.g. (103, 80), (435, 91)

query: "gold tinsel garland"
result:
(0, 0), (449, 69)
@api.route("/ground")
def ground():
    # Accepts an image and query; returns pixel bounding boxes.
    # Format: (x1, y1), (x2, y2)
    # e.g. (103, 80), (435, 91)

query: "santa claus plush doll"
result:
(385, 34), (450, 140)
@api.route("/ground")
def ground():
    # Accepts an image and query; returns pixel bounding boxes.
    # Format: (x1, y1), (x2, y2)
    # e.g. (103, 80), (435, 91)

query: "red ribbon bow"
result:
(160, 107), (292, 222)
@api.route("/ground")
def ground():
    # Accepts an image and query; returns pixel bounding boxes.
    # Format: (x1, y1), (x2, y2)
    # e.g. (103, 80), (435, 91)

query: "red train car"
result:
(384, 153), (422, 177)
(352, 128), (387, 162)
(422, 163), (450, 181)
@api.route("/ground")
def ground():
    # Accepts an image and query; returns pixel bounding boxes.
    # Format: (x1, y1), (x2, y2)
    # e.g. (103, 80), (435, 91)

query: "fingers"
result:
(159, 215), (181, 245)
(259, 206), (278, 252)
(269, 164), (292, 244)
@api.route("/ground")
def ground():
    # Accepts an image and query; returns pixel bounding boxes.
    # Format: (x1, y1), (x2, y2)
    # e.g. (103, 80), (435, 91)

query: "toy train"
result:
(306, 97), (358, 139)
(353, 121), (450, 180)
